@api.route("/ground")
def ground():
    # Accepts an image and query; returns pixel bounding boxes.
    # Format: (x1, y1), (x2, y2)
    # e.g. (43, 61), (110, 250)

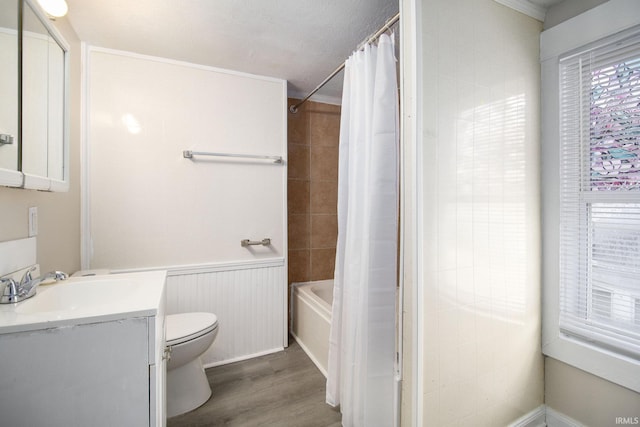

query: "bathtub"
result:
(291, 279), (333, 377)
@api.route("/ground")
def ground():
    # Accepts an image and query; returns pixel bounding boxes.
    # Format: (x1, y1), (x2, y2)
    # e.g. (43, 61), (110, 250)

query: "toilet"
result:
(165, 312), (219, 418)
(71, 270), (219, 418)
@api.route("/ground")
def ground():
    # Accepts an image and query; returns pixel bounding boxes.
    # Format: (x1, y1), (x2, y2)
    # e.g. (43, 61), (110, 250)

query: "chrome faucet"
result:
(0, 267), (68, 304)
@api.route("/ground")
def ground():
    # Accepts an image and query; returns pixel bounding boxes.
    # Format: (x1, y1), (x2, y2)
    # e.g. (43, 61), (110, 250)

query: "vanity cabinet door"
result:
(0, 317), (150, 427)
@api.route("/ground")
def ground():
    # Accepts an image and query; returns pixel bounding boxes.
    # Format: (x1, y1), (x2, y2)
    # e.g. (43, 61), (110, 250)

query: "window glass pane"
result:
(590, 56), (640, 191)
(591, 203), (640, 282)
(590, 203), (640, 333)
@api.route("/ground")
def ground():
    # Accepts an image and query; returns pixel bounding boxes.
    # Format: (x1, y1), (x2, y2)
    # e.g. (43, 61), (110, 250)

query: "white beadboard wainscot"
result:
(163, 258), (286, 366)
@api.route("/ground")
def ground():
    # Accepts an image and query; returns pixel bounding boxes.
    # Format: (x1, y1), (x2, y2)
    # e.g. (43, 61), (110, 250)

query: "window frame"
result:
(541, 0), (640, 393)
(558, 37), (640, 358)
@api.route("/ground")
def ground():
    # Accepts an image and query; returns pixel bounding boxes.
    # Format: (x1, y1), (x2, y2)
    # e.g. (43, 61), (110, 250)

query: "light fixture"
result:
(36, 0), (68, 18)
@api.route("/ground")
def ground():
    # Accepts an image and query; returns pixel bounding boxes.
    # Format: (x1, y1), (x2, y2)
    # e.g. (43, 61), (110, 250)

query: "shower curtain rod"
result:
(288, 12), (400, 114)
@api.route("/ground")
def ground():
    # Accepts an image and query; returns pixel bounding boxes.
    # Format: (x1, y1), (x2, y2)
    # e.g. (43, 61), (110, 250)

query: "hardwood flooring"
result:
(167, 340), (342, 427)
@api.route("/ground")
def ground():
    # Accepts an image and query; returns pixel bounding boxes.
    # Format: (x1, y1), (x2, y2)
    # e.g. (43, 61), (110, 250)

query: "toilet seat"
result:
(166, 312), (218, 346)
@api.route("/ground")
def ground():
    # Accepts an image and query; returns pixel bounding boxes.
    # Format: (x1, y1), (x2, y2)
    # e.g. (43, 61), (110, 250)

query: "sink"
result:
(15, 276), (148, 314)
(0, 270), (166, 335)
(0, 269), (167, 426)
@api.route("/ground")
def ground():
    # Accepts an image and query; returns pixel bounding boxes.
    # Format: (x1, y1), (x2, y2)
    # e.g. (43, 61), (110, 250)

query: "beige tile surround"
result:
(287, 99), (340, 288)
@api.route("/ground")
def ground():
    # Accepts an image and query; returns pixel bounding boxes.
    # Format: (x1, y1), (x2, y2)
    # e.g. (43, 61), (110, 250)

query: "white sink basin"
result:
(15, 277), (147, 314)
(0, 271), (166, 334)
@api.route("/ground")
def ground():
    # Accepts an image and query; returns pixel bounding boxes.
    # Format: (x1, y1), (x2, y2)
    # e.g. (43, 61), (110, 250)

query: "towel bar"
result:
(241, 238), (271, 247)
(183, 150), (283, 164)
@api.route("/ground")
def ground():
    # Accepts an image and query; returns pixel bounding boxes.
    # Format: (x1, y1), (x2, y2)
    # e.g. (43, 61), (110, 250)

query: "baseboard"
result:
(202, 346), (284, 369)
(509, 405), (547, 427)
(508, 405), (585, 427)
(545, 407), (584, 427)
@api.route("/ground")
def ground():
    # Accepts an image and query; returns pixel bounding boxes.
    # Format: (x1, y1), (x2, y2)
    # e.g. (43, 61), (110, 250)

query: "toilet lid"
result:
(166, 312), (218, 346)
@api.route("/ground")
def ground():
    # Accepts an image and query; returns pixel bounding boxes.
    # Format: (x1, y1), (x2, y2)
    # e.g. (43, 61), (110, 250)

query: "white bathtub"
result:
(291, 279), (333, 377)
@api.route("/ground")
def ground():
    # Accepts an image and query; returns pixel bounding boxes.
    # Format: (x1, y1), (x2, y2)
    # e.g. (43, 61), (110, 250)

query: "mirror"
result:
(21, 0), (68, 191)
(0, 0), (21, 186)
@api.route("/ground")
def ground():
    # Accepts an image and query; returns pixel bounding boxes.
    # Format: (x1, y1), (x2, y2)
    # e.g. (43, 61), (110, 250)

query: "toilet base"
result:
(166, 356), (212, 418)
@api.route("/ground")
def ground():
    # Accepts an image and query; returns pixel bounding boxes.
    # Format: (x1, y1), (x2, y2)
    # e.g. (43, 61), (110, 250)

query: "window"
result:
(558, 30), (640, 358)
(542, 1), (640, 393)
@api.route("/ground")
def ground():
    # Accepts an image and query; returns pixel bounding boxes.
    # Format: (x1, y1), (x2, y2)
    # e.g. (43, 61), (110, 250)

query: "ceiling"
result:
(64, 0), (564, 104)
(65, 0), (399, 103)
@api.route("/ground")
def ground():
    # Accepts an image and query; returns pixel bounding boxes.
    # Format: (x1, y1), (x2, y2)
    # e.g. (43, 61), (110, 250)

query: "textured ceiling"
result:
(65, 0), (399, 103)
(63, 0), (569, 103)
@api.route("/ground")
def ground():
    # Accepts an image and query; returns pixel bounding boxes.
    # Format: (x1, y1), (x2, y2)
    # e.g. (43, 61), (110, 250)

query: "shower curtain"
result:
(326, 33), (398, 427)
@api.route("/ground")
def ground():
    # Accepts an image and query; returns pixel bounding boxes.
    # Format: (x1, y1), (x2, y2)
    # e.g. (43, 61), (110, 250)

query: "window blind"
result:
(559, 29), (640, 358)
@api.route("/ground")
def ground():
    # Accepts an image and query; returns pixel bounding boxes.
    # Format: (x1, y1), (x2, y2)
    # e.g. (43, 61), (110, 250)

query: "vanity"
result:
(0, 268), (167, 427)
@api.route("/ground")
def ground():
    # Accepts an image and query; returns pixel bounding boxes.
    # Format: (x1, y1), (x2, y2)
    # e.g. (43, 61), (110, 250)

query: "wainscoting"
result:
(166, 258), (287, 367)
(119, 258), (287, 367)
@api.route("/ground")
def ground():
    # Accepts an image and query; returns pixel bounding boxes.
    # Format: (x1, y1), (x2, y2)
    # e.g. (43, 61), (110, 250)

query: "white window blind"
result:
(559, 29), (640, 359)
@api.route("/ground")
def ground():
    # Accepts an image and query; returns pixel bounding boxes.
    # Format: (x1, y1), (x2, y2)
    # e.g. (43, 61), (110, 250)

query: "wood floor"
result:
(167, 340), (342, 427)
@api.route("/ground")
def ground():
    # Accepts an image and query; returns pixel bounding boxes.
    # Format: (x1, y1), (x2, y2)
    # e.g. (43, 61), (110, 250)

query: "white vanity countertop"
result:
(0, 270), (166, 334)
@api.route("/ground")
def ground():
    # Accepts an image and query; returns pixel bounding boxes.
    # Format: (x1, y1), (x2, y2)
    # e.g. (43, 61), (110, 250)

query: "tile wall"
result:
(287, 99), (340, 288)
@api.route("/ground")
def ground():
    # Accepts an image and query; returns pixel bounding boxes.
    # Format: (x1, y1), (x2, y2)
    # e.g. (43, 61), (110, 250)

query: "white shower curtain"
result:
(326, 33), (398, 427)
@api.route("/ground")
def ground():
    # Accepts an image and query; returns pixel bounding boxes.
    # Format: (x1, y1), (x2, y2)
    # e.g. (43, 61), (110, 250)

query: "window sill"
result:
(542, 328), (640, 393)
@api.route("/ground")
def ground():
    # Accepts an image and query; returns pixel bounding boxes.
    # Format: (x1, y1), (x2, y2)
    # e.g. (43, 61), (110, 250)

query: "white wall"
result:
(399, 0), (417, 423)
(85, 48), (287, 270)
(414, 0), (543, 424)
(546, 358), (640, 426)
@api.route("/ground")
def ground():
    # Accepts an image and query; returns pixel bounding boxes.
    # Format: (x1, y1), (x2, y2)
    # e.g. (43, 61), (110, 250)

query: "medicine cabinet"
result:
(0, 0), (69, 191)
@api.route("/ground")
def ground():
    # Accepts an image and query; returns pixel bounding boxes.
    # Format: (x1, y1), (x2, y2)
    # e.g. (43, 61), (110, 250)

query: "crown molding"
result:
(494, 0), (546, 21)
